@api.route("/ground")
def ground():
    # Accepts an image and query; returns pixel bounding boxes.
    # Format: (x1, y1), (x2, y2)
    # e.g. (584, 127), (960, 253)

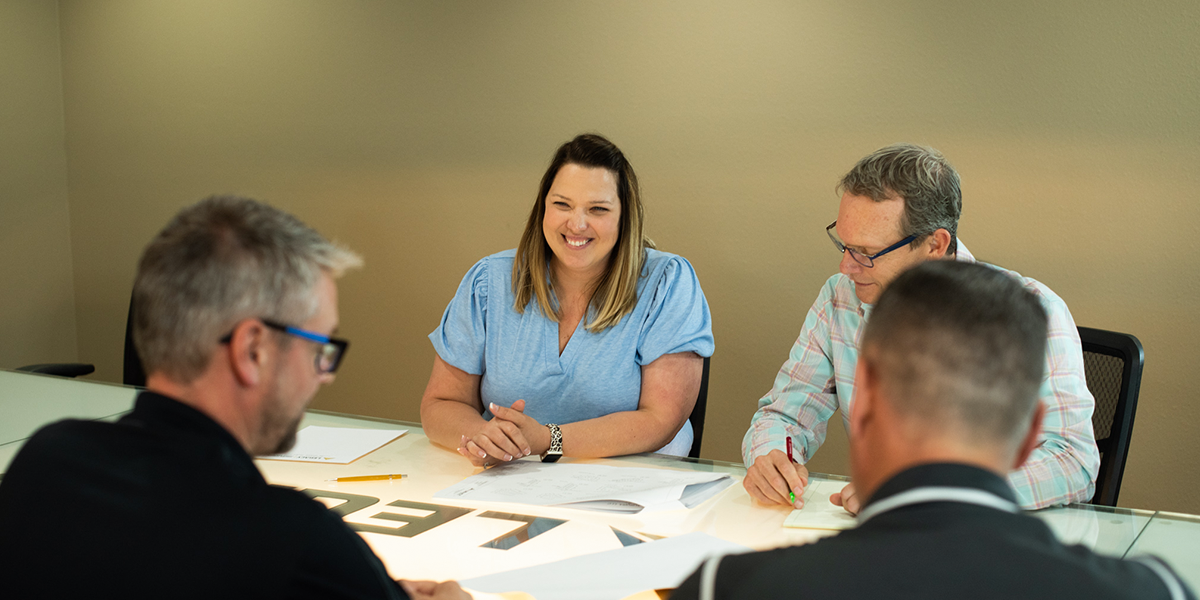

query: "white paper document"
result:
(260, 426), (406, 464)
(783, 478), (858, 530)
(461, 532), (749, 600)
(433, 461), (734, 514)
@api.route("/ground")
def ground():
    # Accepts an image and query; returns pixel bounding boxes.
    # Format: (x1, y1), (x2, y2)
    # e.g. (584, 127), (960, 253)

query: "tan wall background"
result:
(0, 0), (78, 369)
(9, 0), (1198, 511)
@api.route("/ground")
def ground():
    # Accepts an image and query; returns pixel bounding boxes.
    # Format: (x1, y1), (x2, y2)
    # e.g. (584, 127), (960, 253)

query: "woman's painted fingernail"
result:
(504, 454), (512, 461)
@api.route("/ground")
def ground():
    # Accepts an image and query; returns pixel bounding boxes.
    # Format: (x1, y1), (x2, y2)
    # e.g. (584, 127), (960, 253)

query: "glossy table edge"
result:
(1037, 502), (1157, 519)
(1149, 511), (1200, 524)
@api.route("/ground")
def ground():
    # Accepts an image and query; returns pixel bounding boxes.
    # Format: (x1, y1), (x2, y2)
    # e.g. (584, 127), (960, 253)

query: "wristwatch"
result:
(541, 423), (563, 463)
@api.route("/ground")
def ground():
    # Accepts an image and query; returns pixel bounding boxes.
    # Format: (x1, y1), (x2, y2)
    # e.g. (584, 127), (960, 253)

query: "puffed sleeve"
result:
(636, 255), (715, 366)
(428, 257), (490, 375)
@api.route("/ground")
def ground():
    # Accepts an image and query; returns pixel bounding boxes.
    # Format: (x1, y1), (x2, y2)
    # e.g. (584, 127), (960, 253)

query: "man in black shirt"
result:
(0, 196), (467, 600)
(675, 261), (1194, 600)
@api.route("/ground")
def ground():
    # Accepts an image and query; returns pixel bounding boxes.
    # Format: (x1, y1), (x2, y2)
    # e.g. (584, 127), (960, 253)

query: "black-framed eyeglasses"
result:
(220, 319), (349, 374)
(826, 221), (917, 268)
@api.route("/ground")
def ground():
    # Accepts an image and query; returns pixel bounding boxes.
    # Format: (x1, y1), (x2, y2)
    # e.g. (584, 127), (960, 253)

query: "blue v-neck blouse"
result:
(429, 248), (714, 456)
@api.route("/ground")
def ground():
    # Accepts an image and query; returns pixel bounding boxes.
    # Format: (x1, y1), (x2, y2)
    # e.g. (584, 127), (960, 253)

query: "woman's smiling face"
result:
(542, 163), (622, 283)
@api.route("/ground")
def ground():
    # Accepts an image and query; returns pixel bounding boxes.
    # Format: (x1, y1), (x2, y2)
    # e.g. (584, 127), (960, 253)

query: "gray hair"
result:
(132, 195), (362, 382)
(839, 143), (961, 255)
(861, 261), (1047, 453)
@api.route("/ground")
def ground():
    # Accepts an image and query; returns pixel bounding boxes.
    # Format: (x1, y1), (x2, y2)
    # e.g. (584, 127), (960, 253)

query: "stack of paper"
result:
(782, 479), (857, 530)
(434, 461), (734, 514)
(260, 426), (407, 464)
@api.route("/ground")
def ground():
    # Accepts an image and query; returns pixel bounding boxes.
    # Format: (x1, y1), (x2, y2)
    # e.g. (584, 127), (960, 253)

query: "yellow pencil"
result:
(325, 474), (408, 482)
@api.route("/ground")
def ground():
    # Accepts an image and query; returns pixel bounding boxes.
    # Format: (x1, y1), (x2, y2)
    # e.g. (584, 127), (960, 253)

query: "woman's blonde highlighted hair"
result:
(513, 134), (653, 332)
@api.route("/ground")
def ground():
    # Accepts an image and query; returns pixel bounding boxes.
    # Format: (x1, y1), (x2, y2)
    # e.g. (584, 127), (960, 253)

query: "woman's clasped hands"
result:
(456, 399), (552, 467)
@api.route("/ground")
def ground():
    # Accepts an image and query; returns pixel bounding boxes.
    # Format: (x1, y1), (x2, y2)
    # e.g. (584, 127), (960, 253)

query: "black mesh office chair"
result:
(1078, 326), (1143, 507)
(123, 293), (146, 387)
(687, 356), (711, 459)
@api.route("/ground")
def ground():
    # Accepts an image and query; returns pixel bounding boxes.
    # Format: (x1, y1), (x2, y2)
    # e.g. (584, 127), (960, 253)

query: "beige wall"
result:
(0, 0), (78, 369)
(46, 1), (1200, 511)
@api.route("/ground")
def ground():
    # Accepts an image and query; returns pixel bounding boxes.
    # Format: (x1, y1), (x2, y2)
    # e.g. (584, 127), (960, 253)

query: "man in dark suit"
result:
(675, 261), (1193, 599)
(0, 196), (466, 600)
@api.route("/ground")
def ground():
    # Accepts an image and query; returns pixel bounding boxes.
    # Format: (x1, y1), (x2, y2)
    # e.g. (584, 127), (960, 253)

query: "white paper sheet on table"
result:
(260, 426), (406, 464)
(461, 532), (749, 600)
(433, 461), (734, 514)
(783, 478), (858, 530)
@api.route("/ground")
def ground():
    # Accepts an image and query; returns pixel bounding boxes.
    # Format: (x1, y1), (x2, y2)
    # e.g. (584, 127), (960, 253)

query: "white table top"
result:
(1129, 511), (1200, 592)
(257, 411), (849, 583)
(0, 369), (138, 472)
(1, 369), (1195, 595)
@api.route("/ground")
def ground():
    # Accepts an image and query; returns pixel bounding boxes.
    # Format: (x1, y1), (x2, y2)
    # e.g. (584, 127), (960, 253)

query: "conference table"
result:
(2, 368), (1197, 597)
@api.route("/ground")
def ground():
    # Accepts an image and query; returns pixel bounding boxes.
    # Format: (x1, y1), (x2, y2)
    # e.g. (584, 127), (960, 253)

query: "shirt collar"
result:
(955, 240), (975, 263)
(857, 463), (1020, 524)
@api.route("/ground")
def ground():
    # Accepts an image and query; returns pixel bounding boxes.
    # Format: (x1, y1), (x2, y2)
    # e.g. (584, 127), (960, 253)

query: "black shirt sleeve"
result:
(672, 565), (705, 600)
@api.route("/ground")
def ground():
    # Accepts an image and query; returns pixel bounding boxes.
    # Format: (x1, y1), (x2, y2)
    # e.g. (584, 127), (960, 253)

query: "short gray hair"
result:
(132, 195), (362, 382)
(861, 261), (1047, 453)
(839, 143), (961, 255)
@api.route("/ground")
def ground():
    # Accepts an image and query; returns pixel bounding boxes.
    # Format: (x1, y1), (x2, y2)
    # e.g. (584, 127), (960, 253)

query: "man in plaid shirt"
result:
(742, 144), (1099, 511)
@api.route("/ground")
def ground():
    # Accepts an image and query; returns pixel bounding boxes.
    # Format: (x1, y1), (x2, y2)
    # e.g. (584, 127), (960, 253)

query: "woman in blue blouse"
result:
(421, 134), (714, 466)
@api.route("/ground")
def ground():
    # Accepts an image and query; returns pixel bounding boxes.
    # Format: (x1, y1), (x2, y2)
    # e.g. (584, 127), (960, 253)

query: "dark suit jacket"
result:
(674, 463), (1194, 600)
(0, 392), (407, 600)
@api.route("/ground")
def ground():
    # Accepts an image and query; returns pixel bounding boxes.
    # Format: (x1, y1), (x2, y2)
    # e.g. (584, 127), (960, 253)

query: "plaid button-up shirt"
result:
(742, 245), (1100, 509)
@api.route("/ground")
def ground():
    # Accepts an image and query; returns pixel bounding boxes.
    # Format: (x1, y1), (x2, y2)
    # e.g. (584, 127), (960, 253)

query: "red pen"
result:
(786, 437), (797, 504)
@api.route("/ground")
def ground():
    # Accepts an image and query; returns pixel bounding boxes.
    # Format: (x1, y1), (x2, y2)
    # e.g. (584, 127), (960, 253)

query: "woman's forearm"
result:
(420, 397), (489, 450)
(555, 408), (687, 457)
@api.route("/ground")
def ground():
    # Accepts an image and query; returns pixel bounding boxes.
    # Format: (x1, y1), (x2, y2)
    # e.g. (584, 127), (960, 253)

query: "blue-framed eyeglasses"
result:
(220, 319), (349, 374)
(826, 221), (916, 268)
